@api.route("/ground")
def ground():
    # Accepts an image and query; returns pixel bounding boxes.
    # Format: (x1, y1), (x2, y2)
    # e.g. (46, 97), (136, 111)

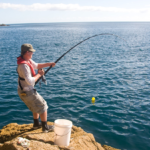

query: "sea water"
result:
(0, 22), (150, 150)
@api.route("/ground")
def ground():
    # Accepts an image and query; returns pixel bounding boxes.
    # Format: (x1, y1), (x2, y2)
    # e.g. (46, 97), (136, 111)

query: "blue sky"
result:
(0, 0), (150, 24)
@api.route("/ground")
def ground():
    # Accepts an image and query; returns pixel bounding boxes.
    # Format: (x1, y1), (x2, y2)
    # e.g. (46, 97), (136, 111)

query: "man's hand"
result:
(38, 69), (45, 76)
(49, 62), (56, 67)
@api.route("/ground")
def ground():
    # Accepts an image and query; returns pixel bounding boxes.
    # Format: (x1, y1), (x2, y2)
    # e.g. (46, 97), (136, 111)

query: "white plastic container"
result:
(54, 119), (72, 146)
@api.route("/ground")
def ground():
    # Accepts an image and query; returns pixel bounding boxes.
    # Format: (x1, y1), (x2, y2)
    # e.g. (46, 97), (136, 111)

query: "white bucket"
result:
(54, 119), (72, 146)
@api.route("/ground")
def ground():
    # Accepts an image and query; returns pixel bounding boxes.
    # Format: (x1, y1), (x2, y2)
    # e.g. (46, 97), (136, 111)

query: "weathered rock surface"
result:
(0, 122), (120, 150)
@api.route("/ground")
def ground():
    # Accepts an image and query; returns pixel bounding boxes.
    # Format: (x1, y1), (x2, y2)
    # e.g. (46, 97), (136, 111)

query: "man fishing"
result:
(17, 43), (55, 132)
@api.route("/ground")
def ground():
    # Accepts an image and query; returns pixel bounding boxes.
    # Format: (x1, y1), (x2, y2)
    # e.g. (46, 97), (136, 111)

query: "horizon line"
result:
(2, 21), (150, 25)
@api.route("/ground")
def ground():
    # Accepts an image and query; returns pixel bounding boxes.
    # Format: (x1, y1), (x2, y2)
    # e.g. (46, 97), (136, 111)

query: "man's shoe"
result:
(42, 125), (54, 133)
(33, 122), (42, 129)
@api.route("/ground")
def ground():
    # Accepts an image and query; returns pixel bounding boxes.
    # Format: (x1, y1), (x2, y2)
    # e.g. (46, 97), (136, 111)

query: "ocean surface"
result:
(0, 22), (150, 150)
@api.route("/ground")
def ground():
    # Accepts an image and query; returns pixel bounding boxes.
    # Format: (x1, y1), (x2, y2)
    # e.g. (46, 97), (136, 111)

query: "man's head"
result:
(21, 44), (35, 60)
(21, 44), (36, 56)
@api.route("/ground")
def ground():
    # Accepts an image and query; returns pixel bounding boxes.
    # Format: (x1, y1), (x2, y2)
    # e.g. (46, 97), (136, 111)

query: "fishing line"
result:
(35, 33), (127, 85)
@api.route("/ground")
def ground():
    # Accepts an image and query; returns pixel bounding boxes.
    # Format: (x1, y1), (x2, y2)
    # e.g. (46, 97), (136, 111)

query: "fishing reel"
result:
(38, 69), (47, 87)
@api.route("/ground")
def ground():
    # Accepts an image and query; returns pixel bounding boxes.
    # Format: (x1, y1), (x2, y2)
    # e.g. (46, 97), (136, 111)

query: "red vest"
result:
(17, 56), (36, 76)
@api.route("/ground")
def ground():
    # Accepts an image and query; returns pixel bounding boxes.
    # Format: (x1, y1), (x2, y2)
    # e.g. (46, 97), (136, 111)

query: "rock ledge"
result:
(0, 122), (120, 150)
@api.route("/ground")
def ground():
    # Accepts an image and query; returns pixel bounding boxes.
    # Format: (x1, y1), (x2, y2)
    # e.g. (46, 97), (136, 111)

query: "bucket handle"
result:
(54, 129), (71, 137)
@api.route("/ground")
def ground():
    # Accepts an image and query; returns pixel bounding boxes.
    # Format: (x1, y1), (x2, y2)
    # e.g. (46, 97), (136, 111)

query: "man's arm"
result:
(20, 64), (43, 85)
(34, 73), (43, 82)
(37, 62), (55, 69)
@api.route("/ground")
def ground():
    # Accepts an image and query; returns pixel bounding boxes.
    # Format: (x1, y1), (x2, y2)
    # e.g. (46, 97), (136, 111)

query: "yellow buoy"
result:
(91, 97), (95, 104)
(92, 97), (95, 101)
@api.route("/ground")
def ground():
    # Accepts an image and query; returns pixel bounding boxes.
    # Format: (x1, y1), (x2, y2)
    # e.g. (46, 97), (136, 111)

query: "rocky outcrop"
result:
(0, 122), (120, 150)
(0, 24), (9, 26)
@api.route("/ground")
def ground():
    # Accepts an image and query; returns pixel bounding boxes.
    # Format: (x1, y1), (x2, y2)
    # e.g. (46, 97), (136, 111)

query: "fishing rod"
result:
(35, 33), (126, 85)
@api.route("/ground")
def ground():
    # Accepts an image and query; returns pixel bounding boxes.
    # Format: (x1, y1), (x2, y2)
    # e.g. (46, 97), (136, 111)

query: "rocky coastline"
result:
(0, 122), (120, 150)
(0, 24), (9, 26)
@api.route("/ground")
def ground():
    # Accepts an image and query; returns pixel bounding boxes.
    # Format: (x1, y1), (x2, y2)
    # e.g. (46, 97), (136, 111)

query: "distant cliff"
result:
(0, 24), (9, 26)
